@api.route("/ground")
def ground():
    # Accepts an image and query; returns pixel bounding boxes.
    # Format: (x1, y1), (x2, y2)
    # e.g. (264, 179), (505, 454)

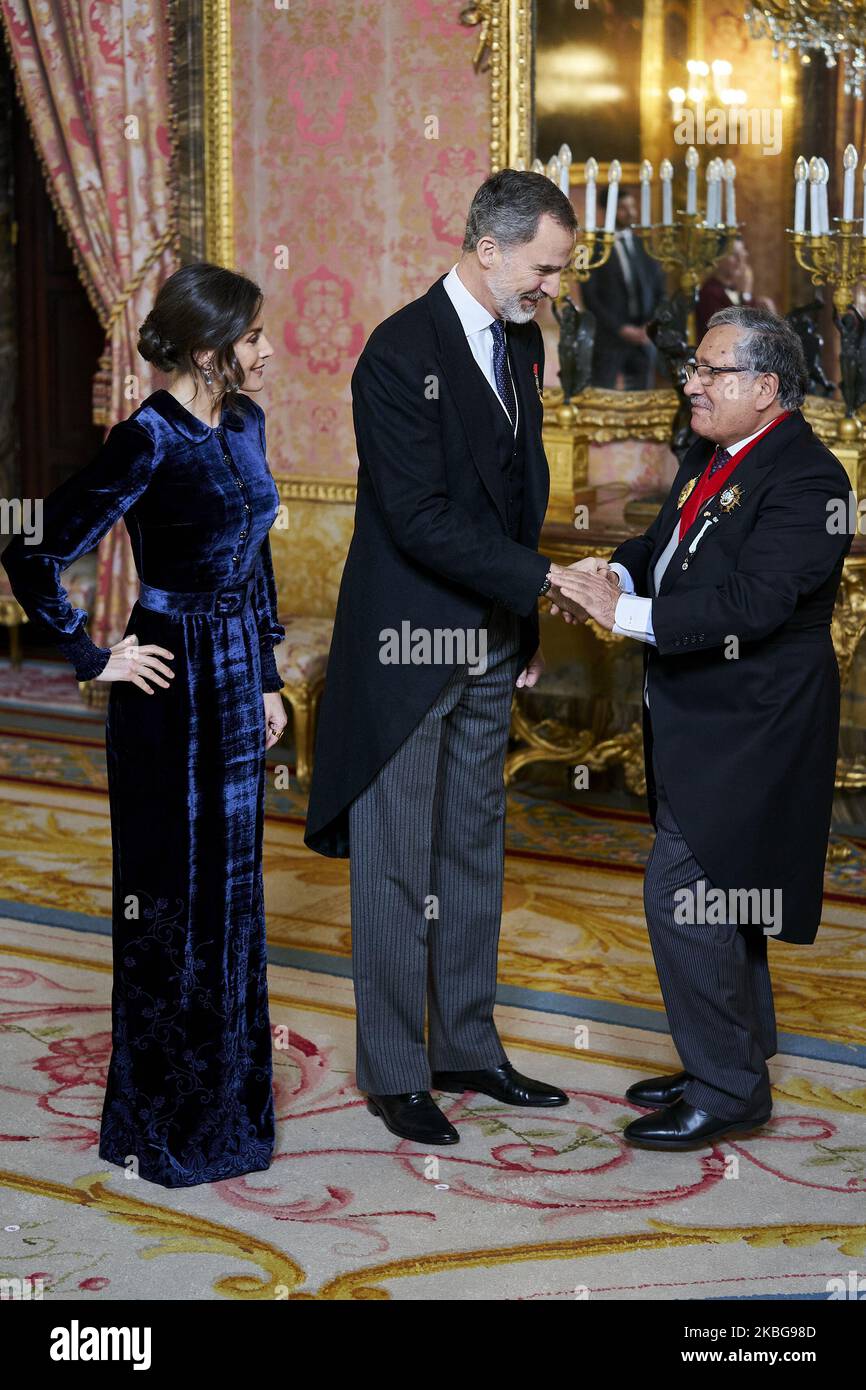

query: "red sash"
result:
(678, 410), (791, 540)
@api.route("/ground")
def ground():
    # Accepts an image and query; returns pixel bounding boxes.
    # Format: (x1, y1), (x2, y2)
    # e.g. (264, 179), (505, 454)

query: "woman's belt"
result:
(137, 577), (256, 617)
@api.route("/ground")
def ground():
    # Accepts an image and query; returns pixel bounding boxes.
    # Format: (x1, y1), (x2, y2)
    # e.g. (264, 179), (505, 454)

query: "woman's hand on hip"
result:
(95, 634), (175, 693)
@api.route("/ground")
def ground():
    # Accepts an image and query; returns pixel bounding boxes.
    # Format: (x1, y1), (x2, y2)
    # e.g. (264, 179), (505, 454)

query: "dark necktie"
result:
(709, 445), (732, 477)
(620, 234), (642, 319)
(489, 319), (517, 430)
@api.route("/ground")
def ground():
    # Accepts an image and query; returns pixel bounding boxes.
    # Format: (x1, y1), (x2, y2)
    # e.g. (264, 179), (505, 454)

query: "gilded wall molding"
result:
(466, 1), (670, 178)
(276, 477), (357, 505)
(543, 387), (680, 445)
(170, 0), (206, 262)
(202, 0), (234, 267)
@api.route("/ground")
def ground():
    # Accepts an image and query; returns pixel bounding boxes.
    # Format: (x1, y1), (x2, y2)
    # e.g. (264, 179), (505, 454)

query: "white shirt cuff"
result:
(613, 592), (656, 644)
(608, 562), (634, 595)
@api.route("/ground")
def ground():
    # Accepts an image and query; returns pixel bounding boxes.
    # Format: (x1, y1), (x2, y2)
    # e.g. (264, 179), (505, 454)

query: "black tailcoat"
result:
(581, 236), (666, 349)
(304, 274), (551, 857)
(611, 410), (853, 944)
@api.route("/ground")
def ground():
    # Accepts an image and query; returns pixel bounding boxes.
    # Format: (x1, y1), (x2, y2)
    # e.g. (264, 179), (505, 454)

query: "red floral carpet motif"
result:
(1, 928), (864, 1300)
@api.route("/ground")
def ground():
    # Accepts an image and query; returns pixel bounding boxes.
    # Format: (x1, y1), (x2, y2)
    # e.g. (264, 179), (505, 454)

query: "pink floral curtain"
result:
(1, 0), (178, 650)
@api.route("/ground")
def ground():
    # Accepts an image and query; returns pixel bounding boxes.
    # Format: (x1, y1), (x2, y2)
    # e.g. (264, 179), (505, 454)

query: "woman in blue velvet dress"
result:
(1, 263), (287, 1187)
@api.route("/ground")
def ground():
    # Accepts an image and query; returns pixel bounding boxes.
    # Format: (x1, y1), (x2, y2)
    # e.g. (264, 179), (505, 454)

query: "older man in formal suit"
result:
(552, 306), (853, 1149)
(305, 171), (603, 1145)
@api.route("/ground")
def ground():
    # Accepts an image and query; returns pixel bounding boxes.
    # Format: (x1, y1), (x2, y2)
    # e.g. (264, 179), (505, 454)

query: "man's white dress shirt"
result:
(609, 419), (782, 706)
(442, 263), (519, 436)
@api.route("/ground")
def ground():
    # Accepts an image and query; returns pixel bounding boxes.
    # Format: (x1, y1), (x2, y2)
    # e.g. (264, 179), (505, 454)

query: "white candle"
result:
(809, 156), (821, 235)
(604, 159), (621, 232)
(843, 144), (857, 221)
(793, 156), (808, 232)
(584, 157), (598, 231)
(686, 146), (699, 214)
(639, 159), (653, 225)
(558, 144), (572, 198)
(712, 162), (724, 223)
(819, 158), (830, 232)
(706, 159), (721, 223)
(661, 158), (673, 224)
(724, 159), (736, 225)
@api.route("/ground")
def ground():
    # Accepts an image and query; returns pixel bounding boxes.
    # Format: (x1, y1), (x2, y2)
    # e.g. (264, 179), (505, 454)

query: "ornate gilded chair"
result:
(270, 480), (356, 790)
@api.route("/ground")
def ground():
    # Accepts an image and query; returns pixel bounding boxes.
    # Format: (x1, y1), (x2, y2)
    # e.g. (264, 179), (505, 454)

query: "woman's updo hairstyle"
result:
(138, 262), (264, 407)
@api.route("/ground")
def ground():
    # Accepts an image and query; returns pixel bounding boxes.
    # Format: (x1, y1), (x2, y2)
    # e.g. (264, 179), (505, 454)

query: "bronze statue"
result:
(834, 304), (866, 416)
(552, 295), (595, 402)
(788, 299), (835, 398)
(648, 291), (696, 463)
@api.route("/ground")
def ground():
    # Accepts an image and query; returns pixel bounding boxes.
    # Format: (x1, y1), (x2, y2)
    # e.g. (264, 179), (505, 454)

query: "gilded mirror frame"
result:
(478, 0), (855, 461)
(478, 0), (669, 185)
(469, 0), (682, 455)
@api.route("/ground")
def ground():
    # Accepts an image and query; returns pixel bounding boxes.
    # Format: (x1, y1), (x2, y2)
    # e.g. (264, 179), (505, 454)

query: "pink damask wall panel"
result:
(231, 1), (489, 479)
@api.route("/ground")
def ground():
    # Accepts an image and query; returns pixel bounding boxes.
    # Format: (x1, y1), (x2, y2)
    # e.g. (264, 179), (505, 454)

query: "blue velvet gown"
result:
(1, 389), (285, 1187)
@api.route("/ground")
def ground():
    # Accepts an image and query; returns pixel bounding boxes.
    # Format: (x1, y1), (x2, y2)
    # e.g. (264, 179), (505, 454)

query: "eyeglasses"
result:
(683, 361), (758, 384)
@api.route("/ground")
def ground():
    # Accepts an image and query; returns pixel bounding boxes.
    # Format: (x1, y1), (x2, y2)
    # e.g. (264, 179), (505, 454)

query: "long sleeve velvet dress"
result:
(1, 388), (286, 1187)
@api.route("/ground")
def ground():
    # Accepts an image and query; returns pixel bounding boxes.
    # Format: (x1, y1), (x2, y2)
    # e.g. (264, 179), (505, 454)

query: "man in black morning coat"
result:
(304, 171), (598, 1146)
(552, 305), (853, 1150)
(580, 185), (666, 389)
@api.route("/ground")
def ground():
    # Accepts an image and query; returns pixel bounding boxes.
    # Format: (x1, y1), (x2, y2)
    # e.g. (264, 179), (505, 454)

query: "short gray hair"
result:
(706, 305), (808, 409)
(462, 170), (578, 253)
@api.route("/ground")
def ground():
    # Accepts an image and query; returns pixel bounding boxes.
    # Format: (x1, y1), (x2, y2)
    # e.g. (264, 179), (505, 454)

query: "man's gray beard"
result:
(501, 296), (539, 324)
(488, 265), (541, 324)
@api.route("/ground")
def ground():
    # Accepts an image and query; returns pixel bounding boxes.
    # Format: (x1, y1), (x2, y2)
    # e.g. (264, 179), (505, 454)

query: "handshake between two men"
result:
(546, 555), (623, 631)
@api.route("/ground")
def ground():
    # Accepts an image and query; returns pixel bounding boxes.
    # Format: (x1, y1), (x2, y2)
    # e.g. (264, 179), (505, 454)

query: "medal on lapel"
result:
(677, 475), (698, 509)
(532, 362), (544, 402)
(719, 483), (744, 512)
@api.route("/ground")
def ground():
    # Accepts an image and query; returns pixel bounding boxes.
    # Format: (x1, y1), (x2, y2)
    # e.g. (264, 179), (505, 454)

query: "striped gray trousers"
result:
(348, 603), (523, 1094)
(644, 738), (777, 1119)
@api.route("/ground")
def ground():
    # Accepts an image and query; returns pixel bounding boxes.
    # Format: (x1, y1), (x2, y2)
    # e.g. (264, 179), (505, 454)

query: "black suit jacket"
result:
(611, 411), (853, 944)
(582, 234), (666, 352)
(304, 274), (551, 857)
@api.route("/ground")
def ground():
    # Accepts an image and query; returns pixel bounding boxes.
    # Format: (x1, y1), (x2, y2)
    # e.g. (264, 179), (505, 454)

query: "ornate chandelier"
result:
(745, 2), (866, 100)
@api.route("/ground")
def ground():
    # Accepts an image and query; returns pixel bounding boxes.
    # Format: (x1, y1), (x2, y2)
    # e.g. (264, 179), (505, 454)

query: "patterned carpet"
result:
(0, 663), (864, 1299)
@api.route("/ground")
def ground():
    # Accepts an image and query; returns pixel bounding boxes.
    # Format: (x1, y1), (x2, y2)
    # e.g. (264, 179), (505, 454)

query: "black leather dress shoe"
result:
(625, 1070), (691, 1108)
(623, 1098), (772, 1150)
(431, 1062), (568, 1107)
(366, 1091), (459, 1144)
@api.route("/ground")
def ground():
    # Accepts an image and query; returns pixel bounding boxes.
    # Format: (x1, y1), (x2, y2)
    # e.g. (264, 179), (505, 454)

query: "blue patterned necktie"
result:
(708, 445), (732, 477)
(489, 318), (517, 429)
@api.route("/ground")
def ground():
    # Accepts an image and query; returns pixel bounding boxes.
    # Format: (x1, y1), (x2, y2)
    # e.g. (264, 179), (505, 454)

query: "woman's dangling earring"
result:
(203, 364), (213, 386)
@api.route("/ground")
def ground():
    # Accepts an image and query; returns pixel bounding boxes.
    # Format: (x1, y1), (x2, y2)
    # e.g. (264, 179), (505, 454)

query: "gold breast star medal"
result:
(677, 475), (699, 509)
(719, 483), (744, 512)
